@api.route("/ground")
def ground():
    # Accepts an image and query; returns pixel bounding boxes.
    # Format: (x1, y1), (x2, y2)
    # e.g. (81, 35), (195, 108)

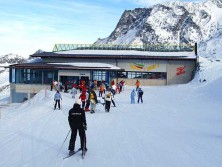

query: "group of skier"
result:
(130, 80), (144, 104)
(53, 79), (144, 158)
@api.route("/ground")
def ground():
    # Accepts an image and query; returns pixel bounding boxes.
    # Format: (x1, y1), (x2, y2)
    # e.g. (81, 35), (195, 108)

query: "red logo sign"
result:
(176, 66), (186, 76)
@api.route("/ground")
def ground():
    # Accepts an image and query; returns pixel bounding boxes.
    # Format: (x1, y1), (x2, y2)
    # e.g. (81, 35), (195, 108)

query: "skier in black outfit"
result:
(137, 88), (144, 103)
(68, 99), (87, 156)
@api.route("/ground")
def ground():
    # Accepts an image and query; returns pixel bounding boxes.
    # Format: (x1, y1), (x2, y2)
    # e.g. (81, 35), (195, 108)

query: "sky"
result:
(0, 0), (205, 58)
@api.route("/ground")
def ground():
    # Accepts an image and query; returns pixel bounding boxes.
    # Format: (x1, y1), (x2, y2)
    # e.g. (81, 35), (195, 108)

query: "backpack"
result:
(90, 92), (94, 99)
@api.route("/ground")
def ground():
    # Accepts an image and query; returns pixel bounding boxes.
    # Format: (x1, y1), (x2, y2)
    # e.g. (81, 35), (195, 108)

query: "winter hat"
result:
(75, 98), (82, 105)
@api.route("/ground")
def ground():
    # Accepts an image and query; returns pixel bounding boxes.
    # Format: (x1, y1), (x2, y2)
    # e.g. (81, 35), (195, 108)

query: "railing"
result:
(52, 44), (195, 52)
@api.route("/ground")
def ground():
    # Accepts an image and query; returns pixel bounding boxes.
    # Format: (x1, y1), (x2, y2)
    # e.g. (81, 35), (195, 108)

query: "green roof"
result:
(52, 44), (195, 52)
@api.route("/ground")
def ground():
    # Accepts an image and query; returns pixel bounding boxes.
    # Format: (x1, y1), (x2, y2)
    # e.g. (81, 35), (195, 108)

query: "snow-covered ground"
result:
(0, 57), (222, 167)
(0, 68), (10, 105)
(0, 69), (9, 88)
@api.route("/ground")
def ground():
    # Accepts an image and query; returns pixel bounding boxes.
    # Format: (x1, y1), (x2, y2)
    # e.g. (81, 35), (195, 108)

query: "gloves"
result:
(83, 124), (87, 131)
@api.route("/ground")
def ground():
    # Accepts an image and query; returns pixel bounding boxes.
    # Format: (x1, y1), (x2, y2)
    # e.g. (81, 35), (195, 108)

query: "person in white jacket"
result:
(104, 92), (112, 112)
(71, 86), (77, 99)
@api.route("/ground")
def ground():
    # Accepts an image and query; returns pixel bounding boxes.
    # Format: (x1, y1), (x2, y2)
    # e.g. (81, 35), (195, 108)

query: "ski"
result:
(63, 148), (81, 160)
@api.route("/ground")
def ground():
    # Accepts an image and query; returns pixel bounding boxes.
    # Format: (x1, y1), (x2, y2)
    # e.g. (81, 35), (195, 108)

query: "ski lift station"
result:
(9, 44), (198, 103)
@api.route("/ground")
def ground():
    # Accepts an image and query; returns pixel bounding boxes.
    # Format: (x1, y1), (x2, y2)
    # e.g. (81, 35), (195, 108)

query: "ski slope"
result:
(0, 57), (222, 167)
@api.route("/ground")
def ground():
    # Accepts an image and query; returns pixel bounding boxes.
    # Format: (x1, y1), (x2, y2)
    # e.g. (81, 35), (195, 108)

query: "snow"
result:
(0, 69), (9, 88)
(57, 49), (196, 58)
(0, 56), (222, 167)
(0, 54), (18, 60)
(49, 63), (121, 70)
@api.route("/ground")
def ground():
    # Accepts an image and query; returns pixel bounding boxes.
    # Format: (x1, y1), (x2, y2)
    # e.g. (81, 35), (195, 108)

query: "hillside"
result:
(0, 55), (222, 166)
(0, 54), (27, 96)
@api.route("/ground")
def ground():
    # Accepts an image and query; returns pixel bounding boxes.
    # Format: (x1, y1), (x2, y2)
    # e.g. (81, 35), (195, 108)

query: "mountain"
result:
(95, 0), (222, 60)
(0, 54), (28, 94)
(0, 53), (27, 64)
(33, 49), (45, 54)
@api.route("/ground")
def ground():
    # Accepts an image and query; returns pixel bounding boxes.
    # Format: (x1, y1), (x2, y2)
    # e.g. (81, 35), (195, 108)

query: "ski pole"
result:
(82, 132), (87, 158)
(57, 129), (71, 156)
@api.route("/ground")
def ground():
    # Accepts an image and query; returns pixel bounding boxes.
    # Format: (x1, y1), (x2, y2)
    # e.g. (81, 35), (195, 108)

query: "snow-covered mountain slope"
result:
(0, 53), (27, 64)
(95, 0), (222, 60)
(0, 60), (222, 166)
(0, 54), (27, 94)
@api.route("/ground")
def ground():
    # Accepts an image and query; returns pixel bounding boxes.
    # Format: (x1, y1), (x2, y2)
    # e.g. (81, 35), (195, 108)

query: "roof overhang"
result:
(9, 62), (124, 71)
(30, 50), (197, 61)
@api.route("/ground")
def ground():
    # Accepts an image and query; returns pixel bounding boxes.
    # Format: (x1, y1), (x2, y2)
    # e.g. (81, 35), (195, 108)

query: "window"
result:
(144, 72), (167, 79)
(128, 72), (142, 79)
(43, 70), (57, 84)
(92, 71), (106, 81)
(12, 68), (15, 83)
(117, 72), (127, 78)
(31, 69), (42, 84)
(120, 71), (167, 79)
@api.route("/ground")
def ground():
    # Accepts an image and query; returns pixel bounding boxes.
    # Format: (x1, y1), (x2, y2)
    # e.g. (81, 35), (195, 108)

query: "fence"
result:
(52, 44), (195, 52)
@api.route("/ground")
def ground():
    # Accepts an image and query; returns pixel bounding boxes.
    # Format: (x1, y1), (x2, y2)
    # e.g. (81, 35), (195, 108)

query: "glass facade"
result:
(10, 68), (166, 86)
(117, 71), (167, 79)
(12, 68), (58, 84)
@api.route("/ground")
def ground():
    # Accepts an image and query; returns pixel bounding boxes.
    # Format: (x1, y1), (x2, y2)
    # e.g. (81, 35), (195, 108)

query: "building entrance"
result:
(60, 76), (89, 89)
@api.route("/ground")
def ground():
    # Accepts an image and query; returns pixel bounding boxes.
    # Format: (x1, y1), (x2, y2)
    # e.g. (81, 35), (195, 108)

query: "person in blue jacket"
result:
(54, 90), (62, 109)
(131, 89), (136, 104)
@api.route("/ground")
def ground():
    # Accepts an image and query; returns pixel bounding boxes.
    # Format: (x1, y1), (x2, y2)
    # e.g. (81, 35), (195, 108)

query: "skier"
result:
(135, 80), (140, 91)
(50, 81), (54, 91)
(89, 89), (98, 113)
(71, 86), (77, 99)
(99, 84), (104, 97)
(64, 83), (68, 93)
(112, 84), (116, 95)
(111, 79), (115, 87)
(116, 83), (120, 94)
(85, 90), (90, 112)
(137, 88), (143, 103)
(54, 90), (62, 110)
(68, 99), (87, 156)
(120, 80), (125, 91)
(59, 81), (63, 92)
(79, 91), (86, 109)
(131, 89), (136, 104)
(107, 87), (116, 107)
(94, 80), (98, 90)
(89, 81), (95, 90)
(109, 87), (116, 98)
(104, 92), (112, 112)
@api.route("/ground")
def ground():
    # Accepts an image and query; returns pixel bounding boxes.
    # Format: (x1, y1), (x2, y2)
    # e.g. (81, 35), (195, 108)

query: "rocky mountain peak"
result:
(95, 0), (221, 47)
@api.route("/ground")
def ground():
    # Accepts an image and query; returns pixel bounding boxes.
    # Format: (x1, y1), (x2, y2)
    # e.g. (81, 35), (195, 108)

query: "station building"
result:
(9, 44), (197, 103)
